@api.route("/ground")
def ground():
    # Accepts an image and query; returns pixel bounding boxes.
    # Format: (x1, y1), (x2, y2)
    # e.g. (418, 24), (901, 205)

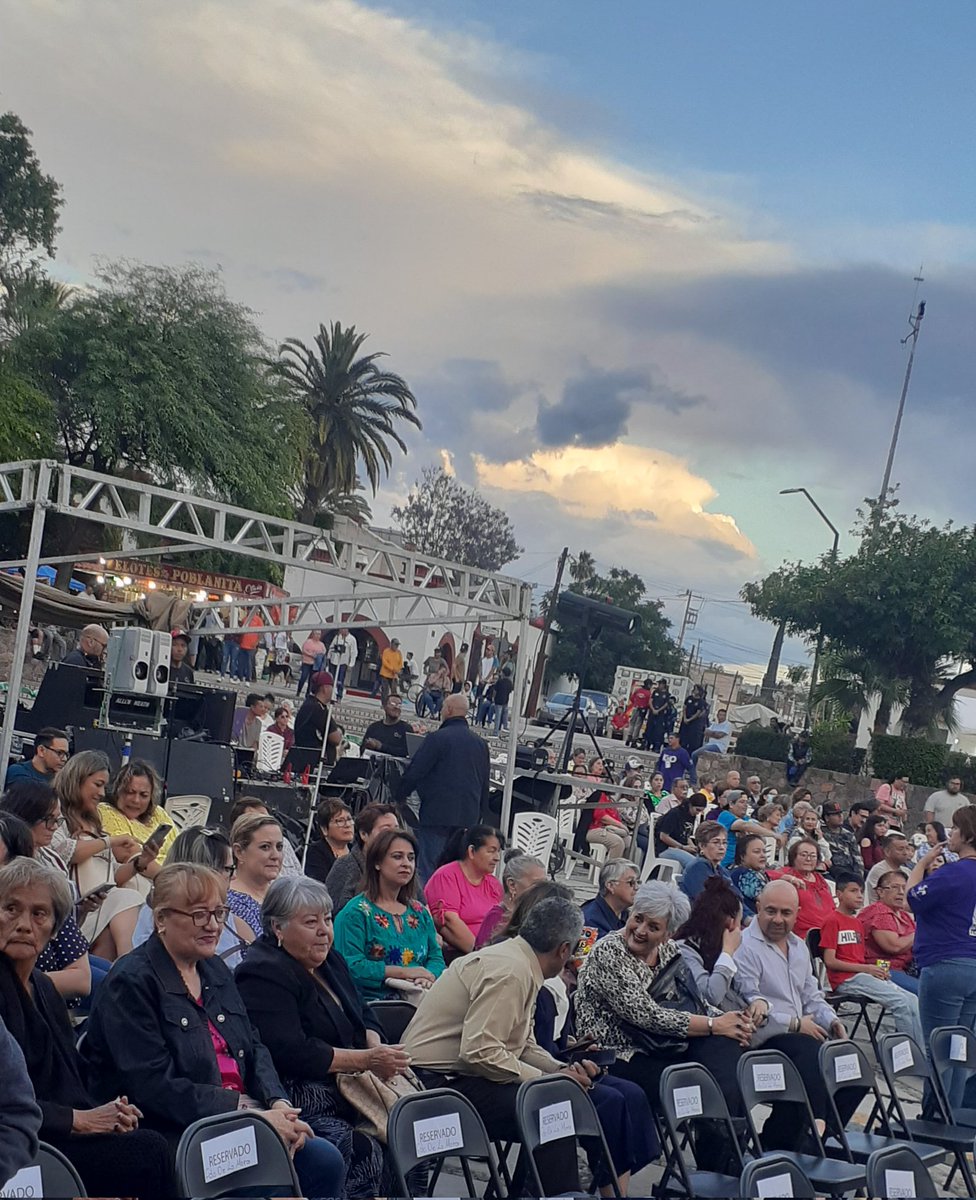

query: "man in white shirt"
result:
(923, 776), (967, 828)
(689, 708), (732, 785)
(326, 628), (358, 701)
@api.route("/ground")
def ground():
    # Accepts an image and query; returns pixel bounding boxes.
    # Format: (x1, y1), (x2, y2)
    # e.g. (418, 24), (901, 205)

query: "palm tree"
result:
(276, 322), (421, 524)
(0, 265), (72, 343)
(569, 550), (596, 589)
(812, 651), (910, 735)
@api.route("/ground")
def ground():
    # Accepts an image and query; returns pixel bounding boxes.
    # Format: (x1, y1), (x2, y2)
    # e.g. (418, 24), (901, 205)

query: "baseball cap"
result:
(822, 801), (843, 816)
(391, 638), (401, 647)
(625, 756), (642, 771)
(170, 628), (191, 644)
(310, 670), (335, 690)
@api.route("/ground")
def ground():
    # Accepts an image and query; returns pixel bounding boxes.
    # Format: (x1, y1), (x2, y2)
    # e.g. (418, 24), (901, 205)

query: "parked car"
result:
(580, 690), (613, 737)
(536, 691), (601, 732)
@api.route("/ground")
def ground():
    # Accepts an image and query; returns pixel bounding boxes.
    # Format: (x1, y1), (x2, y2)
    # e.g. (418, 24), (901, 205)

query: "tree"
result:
(545, 566), (681, 691)
(0, 112), (63, 263)
(785, 664), (809, 686)
(0, 362), (53, 460)
(392, 466), (522, 571)
(812, 650), (911, 735)
(569, 550), (595, 587)
(0, 263), (72, 342)
(276, 322), (420, 524)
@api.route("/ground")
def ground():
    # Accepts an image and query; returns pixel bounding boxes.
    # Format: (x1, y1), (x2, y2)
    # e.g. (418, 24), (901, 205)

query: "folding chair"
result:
(737, 1048), (865, 1195)
(367, 998), (417, 1043)
(387, 1087), (506, 1200)
(929, 1025), (976, 1128)
(739, 1153), (815, 1199)
(864, 1144), (938, 1199)
(510, 812), (557, 866)
(515, 1074), (620, 1198)
(175, 1110), (301, 1198)
(806, 928), (883, 1057)
(1, 1142), (89, 1198)
(657, 1062), (746, 1197)
(818, 1039), (943, 1169)
(877, 1032), (976, 1194)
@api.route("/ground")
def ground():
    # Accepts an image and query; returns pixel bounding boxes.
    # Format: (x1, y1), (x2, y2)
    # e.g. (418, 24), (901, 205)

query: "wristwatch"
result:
(706, 1017), (714, 1034)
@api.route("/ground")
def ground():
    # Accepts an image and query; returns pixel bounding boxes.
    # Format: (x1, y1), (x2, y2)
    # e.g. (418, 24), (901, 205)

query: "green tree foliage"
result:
(545, 562), (681, 691)
(276, 322), (420, 523)
(0, 362), (53, 461)
(0, 112), (63, 263)
(392, 465), (522, 571)
(734, 725), (790, 763)
(742, 509), (976, 735)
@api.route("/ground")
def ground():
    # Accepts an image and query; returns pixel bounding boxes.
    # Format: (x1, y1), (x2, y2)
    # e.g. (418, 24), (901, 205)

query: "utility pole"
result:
(875, 275), (925, 526)
(524, 547), (568, 717)
(676, 590), (703, 652)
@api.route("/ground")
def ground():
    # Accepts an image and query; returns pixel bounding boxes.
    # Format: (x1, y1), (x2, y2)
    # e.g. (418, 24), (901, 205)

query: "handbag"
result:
(622, 952), (704, 1058)
(336, 1067), (424, 1143)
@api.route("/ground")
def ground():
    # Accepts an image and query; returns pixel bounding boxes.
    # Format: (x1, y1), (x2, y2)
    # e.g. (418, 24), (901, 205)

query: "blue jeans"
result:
(297, 662), (314, 696)
(294, 1136), (346, 1200)
(919, 958), (976, 1111)
(221, 640), (239, 677)
(890, 968), (920, 996)
(332, 663), (347, 700)
(689, 742), (724, 786)
(660, 846), (698, 869)
(493, 703), (510, 735)
(836, 973), (923, 1047)
(235, 648), (254, 681)
(416, 824), (454, 883)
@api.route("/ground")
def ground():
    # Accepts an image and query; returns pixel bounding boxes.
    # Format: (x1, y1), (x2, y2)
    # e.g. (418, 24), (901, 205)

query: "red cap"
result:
(170, 628), (191, 643)
(310, 670), (334, 690)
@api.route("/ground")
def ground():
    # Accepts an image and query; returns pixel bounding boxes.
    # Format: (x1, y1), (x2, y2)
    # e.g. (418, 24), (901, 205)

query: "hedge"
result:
(735, 725), (790, 763)
(811, 726), (866, 775)
(870, 734), (957, 790)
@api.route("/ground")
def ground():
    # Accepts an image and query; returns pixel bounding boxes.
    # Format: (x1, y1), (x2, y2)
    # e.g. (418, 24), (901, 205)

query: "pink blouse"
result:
(424, 861), (503, 941)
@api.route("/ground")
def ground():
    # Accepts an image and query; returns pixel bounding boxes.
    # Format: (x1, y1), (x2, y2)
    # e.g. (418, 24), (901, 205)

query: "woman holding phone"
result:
(98, 761), (177, 865)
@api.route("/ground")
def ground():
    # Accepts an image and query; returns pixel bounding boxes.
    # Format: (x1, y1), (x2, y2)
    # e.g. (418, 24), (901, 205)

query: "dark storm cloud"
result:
(536, 362), (704, 448)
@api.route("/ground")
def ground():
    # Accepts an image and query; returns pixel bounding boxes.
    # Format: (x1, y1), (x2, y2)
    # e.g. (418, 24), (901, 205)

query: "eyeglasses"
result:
(330, 816), (354, 826)
(39, 814), (60, 830)
(619, 877), (638, 888)
(43, 747), (69, 760)
(166, 906), (230, 926)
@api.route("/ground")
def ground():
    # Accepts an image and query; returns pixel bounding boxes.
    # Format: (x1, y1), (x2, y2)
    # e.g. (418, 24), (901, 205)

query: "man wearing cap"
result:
(61, 624), (109, 669)
(822, 801), (863, 883)
(377, 638), (404, 704)
(294, 671), (343, 765)
(169, 628), (195, 684)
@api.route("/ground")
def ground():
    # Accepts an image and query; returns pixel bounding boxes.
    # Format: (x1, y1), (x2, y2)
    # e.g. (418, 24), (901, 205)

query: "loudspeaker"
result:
(73, 727), (169, 776)
(147, 632), (171, 697)
(105, 627), (153, 694)
(166, 684), (236, 744)
(166, 740), (234, 809)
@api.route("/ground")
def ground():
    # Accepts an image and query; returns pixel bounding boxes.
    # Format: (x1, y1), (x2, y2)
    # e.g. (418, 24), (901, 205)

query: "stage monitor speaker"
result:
(147, 631), (171, 697)
(21, 663), (103, 734)
(72, 727), (169, 776)
(166, 740), (234, 815)
(166, 684), (236, 744)
(105, 627), (153, 694)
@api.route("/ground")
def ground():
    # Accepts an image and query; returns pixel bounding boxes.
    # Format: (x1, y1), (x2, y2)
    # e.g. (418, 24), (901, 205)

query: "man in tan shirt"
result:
(404, 896), (597, 1189)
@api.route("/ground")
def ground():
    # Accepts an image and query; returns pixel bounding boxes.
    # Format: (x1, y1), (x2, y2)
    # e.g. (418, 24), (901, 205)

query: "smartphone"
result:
(78, 882), (115, 904)
(143, 823), (173, 854)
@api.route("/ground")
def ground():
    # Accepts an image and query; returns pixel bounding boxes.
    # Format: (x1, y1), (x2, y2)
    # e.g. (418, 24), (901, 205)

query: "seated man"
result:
(858, 870), (918, 994)
(61, 624), (109, 669)
(3, 727), (69, 788)
(819, 876), (923, 1043)
(404, 894), (598, 1193)
(863, 832), (913, 904)
(654, 789), (707, 869)
(362, 693), (416, 758)
(822, 801), (864, 884)
(581, 859), (638, 939)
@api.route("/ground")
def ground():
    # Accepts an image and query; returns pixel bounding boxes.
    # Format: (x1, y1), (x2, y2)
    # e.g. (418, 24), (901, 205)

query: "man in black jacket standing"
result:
(396, 693), (490, 880)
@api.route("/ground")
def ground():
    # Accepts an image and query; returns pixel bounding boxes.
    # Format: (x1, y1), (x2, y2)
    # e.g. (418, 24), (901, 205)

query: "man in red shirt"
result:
(858, 870), (918, 995)
(819, 877), (922, 1044)
(625, 678), (652, 746)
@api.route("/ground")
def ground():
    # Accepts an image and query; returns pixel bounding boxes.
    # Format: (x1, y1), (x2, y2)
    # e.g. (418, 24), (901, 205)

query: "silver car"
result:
(537, 691), (602, 732)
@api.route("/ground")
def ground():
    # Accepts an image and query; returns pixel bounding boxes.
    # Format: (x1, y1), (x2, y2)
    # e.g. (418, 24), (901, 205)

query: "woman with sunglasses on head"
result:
(228, 812), (284, 943)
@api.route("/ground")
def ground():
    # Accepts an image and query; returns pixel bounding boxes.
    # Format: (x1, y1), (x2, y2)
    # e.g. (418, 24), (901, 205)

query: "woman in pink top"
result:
(424, 825), (503, 961)
(297, 630), (326, 698)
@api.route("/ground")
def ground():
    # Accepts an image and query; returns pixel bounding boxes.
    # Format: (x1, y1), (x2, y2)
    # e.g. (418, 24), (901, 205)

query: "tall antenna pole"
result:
(875, 271), (925, 525)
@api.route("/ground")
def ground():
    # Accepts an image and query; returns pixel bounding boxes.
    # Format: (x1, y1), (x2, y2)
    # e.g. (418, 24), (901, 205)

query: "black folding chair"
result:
(737, 1048), (865, 1196)
(864, 1144), (938, 1199)
(739, 1153), (816, 1199)
(515, 1074), (620, 1198)
(877, 1032), (976, 1194)
(387, 1087), (506, 1200)
(930, 1024), (976, 1129)
(6, 1142), (89, 1198)
(818, 1039), (943, 1169)
(367, 998), (417, 1043)
(175, 1110), (301, 1198)
(806, 928), (884, 1057)
(657, 1062), (747, 1197)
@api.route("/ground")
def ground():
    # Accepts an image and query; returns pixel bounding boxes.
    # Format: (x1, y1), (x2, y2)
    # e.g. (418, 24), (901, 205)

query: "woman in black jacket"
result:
(0, 857), (173, 1199)
(236, 875), (410, 1198)
(81, 861), (346, 1200)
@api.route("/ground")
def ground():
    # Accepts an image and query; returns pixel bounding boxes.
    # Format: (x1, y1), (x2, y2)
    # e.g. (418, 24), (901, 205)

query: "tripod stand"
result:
(533, 609), (610, 774)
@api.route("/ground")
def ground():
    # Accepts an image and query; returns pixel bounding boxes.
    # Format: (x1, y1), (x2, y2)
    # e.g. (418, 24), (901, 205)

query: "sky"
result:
(4, 0), (976, 687)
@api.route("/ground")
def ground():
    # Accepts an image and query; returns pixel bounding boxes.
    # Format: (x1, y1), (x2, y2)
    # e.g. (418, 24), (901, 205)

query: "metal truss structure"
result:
(0, 460), (533, 831)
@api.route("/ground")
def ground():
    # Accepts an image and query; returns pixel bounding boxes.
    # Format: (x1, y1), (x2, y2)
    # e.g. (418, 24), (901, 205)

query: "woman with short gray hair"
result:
(475, 851), (546, 947)
(576, 881), (757, 1161)
(581, 857), (639, 940)
(235, 874), (411, 1198)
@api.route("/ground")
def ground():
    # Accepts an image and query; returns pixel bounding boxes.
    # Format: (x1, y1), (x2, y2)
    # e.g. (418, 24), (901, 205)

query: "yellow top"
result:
(97, 802), (178, 861)
(380, 647), (404, 680)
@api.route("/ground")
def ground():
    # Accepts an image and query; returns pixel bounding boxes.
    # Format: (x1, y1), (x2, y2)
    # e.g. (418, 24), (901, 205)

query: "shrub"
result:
(870, 735), (948, 790)
(735, 724), (790, 763)
(944, 751), (976, 795)
(811, 726), (862, 774)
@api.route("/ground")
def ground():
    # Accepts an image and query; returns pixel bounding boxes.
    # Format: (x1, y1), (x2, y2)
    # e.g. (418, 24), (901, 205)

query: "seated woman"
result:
(503, 879), (659, 1198)
(678, 820), (736, 901)
(0, 857), (174, 1198)
(424, 825), (504, 960)
(228, 795), (304, 878)
(475, 851), (546, 948)
(581, 858), (639, 940)
(325, 803), (403, 914)
(780, 838), (836, 936)
(98, 760), (177, 867)
(132, 826), (248, 967)
(304, 799), (355, 885)
(52, 751), (152, 959)
(81, 862), (346, 1199)
(228, 812), (285, 942)
(334, 828), (445, 1000)
(787, 808), (832, 870)
(860, 813), (891, 870)
(237, 876), (411, 1199)
(729, 833), (775, 918)
(586, 791), (630, 863)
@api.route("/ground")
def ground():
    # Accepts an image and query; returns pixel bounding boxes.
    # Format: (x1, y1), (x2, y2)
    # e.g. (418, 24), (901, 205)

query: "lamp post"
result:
(779, 488), (840, 725)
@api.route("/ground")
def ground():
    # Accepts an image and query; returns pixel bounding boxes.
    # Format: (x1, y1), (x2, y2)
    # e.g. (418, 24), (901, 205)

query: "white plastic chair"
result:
(510, 812), (557, 866)
(557, 807), (578, 880)
(641, 856), (679, 884)
(587, 841), (608, 885)
(164, 795), (212, 833)
(255, 730), (286, 773)
(761, 835), (782, 868)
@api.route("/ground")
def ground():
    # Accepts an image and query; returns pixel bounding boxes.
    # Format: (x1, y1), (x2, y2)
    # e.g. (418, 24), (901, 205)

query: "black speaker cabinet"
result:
(166, 740), (234, 810)
(72, 728), (169, 776)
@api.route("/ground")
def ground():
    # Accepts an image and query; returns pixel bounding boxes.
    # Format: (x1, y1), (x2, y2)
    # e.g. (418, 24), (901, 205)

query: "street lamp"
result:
(779, 488), (840, 724)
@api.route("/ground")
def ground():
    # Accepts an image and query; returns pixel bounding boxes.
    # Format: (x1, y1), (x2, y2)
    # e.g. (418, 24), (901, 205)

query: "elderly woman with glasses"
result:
(0, 857), (174, 1198)
(475, 851), (546, 948)
(81, 862), (346, 1199)
(237, 876), (412, 1198)
(581, 858), (639, 940)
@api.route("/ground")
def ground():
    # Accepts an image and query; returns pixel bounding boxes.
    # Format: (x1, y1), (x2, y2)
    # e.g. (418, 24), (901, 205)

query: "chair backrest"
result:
(877, 1033), (950, 1130)
(1, 1142), (88, 1198)
(737, 1049), (825, 1156)
(175, 1110), (301, 1198)
(805, 928), (829, 988)
(865, 1144), (937, 1199)
(658, 1062), (744, 1190)
(510, 812), (557, 864)
(740, 1153), (816, 1198)
(387, 1087), (504, 1200)
(761, 835), (781, 868)
(164, 794), (212, 833)
(515, 1074), (616, 1197)
(255, 730), (286, 773)
(642, 856), (678, 884)
(818, 1039), (891, 1148)
(367, 999), (417, 1043)
(930, 1024), (976, 1102)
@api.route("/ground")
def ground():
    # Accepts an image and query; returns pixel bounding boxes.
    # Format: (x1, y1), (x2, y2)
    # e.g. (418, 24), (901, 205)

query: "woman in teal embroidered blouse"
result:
(333, 827), (445, 1001)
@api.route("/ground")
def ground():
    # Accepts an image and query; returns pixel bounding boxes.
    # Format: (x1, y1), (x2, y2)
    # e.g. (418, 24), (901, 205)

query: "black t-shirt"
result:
(362, 719), (412, 758)
(655, 804), (697, 856)
(294, 697), (339, 765)
(170, 661), (195, 684)
(493, 675), (514, 705)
